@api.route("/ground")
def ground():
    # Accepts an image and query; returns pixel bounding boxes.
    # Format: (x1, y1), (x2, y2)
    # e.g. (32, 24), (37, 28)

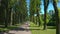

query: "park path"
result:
(0, 21), (31, 34)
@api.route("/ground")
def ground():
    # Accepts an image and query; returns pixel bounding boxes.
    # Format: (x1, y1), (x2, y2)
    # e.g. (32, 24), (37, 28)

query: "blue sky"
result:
(26, 0), (60, 14)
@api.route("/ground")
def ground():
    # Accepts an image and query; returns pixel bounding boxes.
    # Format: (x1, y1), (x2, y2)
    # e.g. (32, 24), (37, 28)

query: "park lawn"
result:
(0, 23), (21, 32)
(30, 22), (56, 34)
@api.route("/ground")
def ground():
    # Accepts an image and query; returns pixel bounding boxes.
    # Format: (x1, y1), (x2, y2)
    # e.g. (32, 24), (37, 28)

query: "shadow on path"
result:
(11, 27), (41, 31)
(11, 27), (27, 31)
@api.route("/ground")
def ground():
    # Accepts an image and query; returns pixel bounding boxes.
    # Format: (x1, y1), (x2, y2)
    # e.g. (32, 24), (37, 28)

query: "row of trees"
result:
(29, 0), (60, 34)
(0, 0), (28, 27)
(29, 0), (41, 26)
(43, 0), (60, 34)
(0, 0), (60, 34)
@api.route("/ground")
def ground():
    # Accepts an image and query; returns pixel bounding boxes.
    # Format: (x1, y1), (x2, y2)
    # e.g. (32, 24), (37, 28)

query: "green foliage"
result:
(0, 0), (59, 32)
(47, 12), (56, 26)
(9, 0), (17, 7)
(0, 0), (28, 27)
(55, 0), (59, 3)
(30, 0), (36, 15)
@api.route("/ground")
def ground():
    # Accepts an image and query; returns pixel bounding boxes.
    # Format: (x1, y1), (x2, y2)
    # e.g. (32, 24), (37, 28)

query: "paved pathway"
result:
(0, 22), (31, 34)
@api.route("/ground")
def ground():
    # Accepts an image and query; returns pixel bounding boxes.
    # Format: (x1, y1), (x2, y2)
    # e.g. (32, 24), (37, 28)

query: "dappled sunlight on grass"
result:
(31, 29), (56, 34)
(0, 23), (21, 32)
(30, 22), (56, 34)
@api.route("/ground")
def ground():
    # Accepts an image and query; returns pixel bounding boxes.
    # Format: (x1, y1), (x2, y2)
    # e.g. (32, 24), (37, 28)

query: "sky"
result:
(26, 0), (60, 14)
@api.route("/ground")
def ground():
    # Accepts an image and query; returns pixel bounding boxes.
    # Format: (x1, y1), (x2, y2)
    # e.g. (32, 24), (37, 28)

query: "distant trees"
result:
(47, 10), (56, 26)
(30, 0), (36, 22)
(11, 0), (28, 25)
(30, 0), (41, 26)
(18, 0), (28, 22)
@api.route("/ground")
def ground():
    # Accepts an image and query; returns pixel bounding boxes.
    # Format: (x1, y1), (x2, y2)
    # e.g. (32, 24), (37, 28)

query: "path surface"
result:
(0, 22), (31, 34)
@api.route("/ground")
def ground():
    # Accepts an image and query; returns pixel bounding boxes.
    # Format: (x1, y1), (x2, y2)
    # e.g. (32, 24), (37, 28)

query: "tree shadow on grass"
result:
(29, 26), (39, 27)
(0, 26), (41, 34)
(10, 27), (41, 31)
(0, 27), (27, 34)
(0, 32), (4, 34)
(0, 31), (15, 34)
(10, 27), (26, 31)
(29, 29), (41, 31)
(47, 26), (56, 29)
(0, 27), (26, 34)
(47, 27), (56, 29)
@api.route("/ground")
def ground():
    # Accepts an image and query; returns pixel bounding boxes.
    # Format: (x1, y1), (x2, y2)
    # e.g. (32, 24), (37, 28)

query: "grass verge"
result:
(30, 22), (56, 34)
(0, 23), (21, 32)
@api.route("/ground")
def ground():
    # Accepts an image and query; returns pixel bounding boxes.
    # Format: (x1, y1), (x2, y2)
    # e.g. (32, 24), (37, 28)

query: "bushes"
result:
(47, 21), (56, 26)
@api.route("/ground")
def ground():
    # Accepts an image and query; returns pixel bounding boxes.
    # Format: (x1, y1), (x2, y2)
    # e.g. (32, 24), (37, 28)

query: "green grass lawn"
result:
(30, 22), (56, 34)
(0, 23), (21, 32)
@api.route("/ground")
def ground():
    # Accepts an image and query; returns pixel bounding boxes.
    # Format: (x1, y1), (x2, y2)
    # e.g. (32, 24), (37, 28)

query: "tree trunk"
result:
(43, 0), (49, 30)
(36, 16), (37, 25)
(53, 0), (60, 34)
(43, 9), (47, 30)
(32, 16), (34, 22)
(37, 9), (40, 26)
(5, 7), (9, 27)
(10, 8), (13, 26)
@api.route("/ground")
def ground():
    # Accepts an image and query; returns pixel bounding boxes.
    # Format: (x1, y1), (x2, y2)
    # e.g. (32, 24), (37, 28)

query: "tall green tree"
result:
(9, 0), (18, 25)
(30, 0), (36, 22)
(19, 0), (28, 23)
(30, 0), (41, 26)
(43, 0), (49, 30)
(0, 0), (10, 27)
(0, 0), (18, 27)
(0, 0), (6, 25)
(36, 0), (41, 26)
